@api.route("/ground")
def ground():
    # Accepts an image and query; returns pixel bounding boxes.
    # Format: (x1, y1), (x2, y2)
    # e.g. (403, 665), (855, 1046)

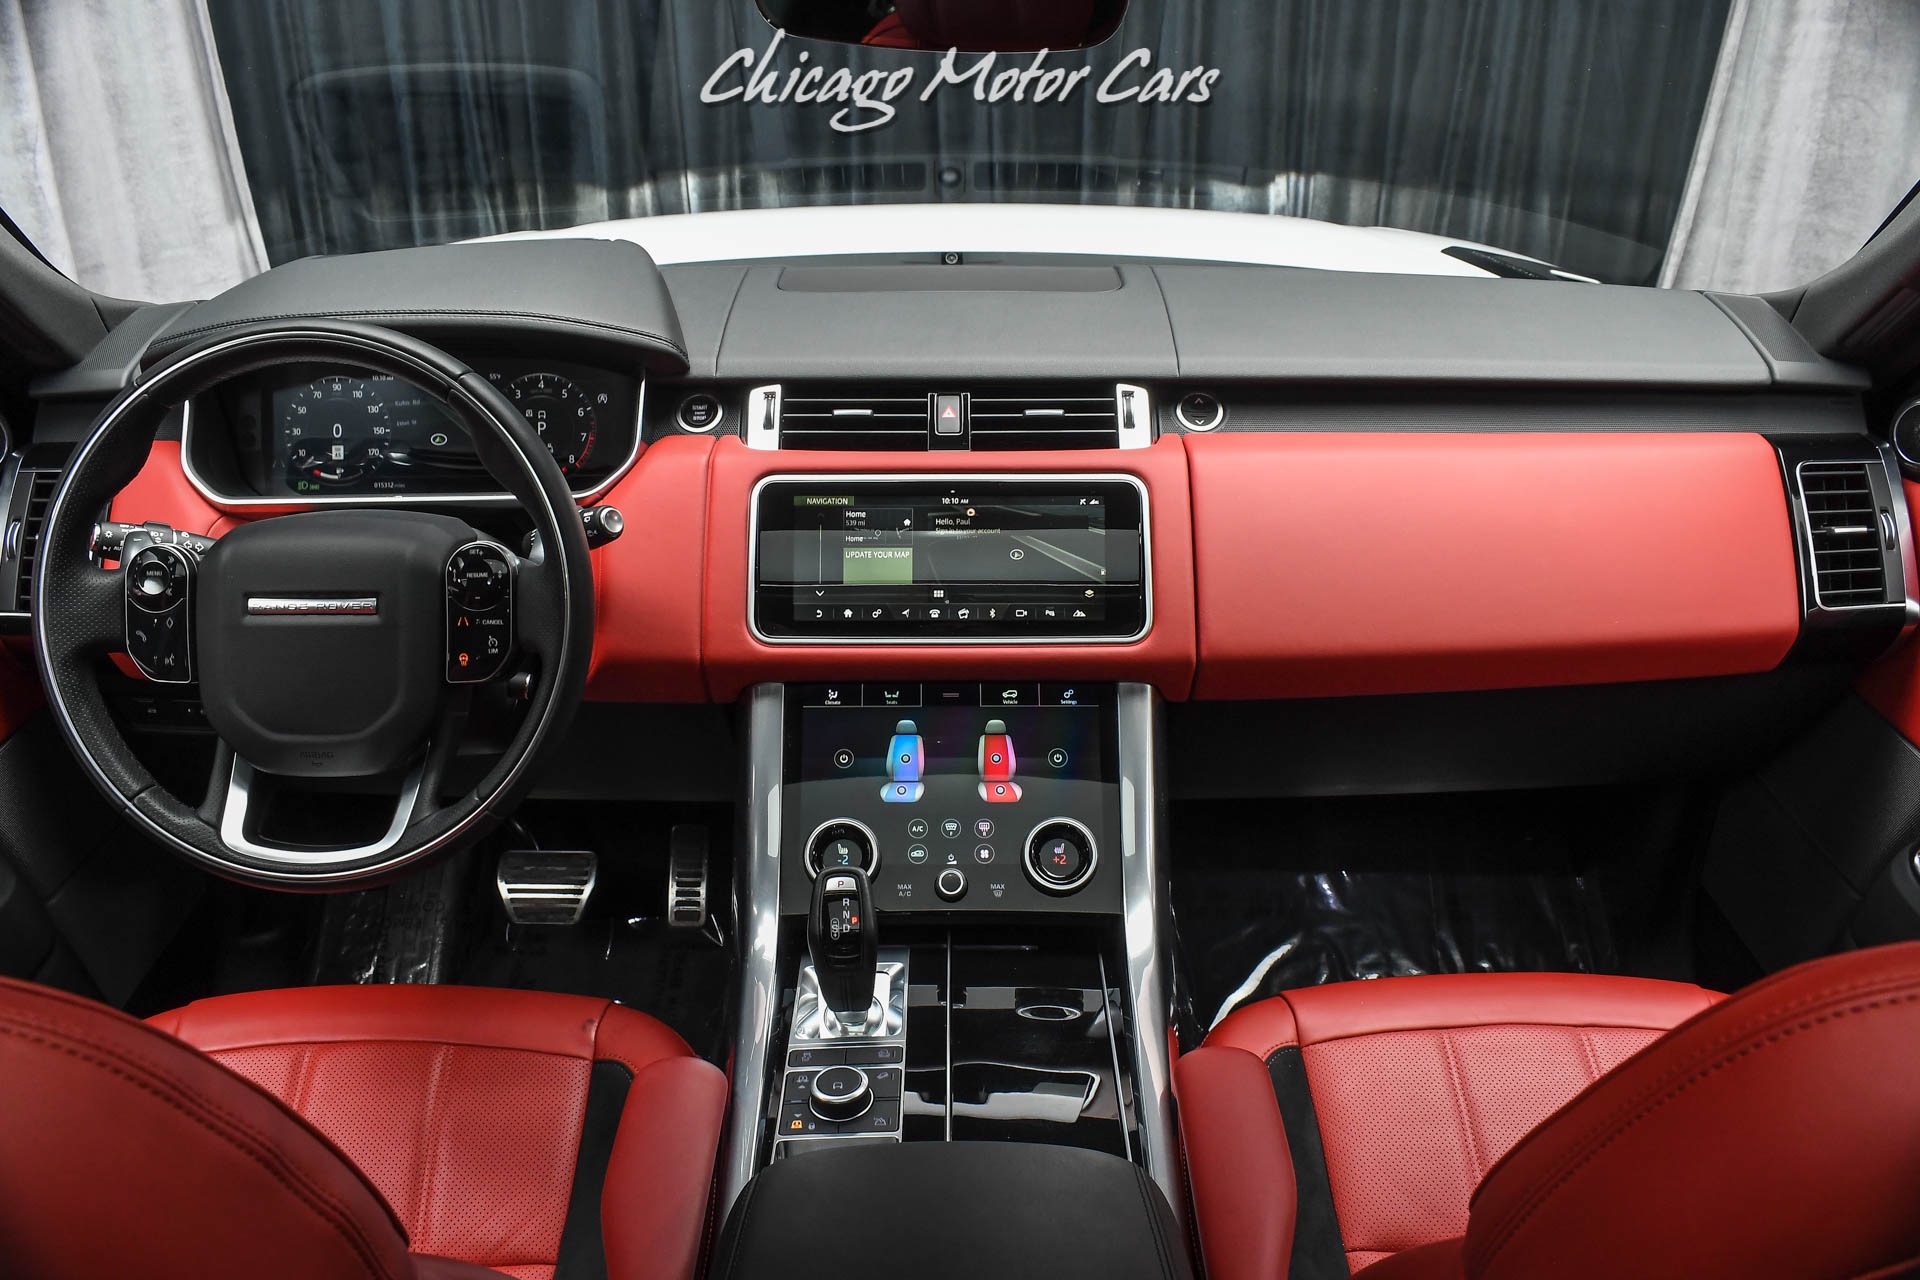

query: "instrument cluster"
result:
(187, 357), (641, 503)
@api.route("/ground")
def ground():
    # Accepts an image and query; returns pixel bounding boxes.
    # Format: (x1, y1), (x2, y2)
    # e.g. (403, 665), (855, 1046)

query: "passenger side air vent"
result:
(6, 468), (57, 614)
(749, 384), (1150, 451)
(1800, 461), (1892, 608)
(971, 390), (1122, 451)
(778, 391), (931, 451)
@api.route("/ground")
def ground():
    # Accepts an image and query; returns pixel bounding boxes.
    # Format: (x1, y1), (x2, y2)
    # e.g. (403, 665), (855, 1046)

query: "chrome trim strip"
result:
(744, 384), (782, 450)
(720, 683), (787, 1215)
(245, 595), (378, 616)
(1116, 681), (1180, 1222)
(1115, 384), (1152, 449)
(219, 755), (426, 865)
(178, 373), (647, 509)
(746, 472), (1153, 646)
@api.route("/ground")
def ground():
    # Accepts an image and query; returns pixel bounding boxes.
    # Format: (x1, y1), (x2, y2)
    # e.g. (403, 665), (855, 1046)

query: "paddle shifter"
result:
(807, 865), (878, 1020)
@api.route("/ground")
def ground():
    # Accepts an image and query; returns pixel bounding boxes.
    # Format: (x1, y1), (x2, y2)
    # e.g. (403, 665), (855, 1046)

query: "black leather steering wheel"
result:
(32, 321), (595, 888)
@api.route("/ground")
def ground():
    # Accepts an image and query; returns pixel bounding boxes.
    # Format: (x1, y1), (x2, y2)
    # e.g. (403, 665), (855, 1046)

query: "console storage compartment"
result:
(714, 1141), (1192, 1280)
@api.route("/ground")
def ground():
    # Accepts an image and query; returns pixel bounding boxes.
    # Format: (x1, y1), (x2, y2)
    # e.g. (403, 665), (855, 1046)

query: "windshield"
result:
(2, 1), (1916, 300)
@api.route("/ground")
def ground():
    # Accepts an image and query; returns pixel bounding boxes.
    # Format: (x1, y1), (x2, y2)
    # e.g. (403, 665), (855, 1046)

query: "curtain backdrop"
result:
(205, 0), (1731, 286)
(1662, 0), (1920, 293)
(0, 0), (265, 301)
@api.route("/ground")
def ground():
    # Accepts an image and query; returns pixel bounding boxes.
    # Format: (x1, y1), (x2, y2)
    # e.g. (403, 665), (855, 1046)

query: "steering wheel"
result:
(32, 321), (595, 889)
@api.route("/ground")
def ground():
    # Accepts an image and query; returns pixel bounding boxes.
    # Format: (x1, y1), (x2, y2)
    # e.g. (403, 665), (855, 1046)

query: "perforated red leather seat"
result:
(1176, 944), (1920, 1279)
(0, 979), (727, 1280)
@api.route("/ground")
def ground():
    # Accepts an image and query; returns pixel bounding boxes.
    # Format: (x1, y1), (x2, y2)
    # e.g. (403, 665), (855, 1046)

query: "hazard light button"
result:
(934, 393), (964, 436)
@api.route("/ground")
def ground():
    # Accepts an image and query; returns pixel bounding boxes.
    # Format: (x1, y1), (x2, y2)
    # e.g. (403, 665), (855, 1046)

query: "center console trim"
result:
(723, 683), (787, 1214)
(746, 472), (1153, 646)
(1115, 682), (1178, 1219)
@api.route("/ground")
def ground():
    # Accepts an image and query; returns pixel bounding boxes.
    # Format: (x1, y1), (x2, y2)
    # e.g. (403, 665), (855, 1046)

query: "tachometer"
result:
(505, 373), (598, 473)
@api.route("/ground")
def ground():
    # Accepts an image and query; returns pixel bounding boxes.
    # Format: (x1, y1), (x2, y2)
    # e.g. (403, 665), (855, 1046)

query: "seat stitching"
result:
(411, 1042), (451, 1252)
(1439, 1031), (1485, 1184)
(1477, 989), (1920, 1268)
(0, 1019), (403, 1280)
(1575, 1029), (1602, 1082)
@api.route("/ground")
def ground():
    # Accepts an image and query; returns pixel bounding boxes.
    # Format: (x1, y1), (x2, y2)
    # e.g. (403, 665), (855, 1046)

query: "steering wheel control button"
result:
(448, 543), (512, 611)
(808, 1066), (874, 1122)
(123, 545), (195, 684)
(676, 393), (723, 433)
(445, 540), (515, 683)
(805, 819), (880, 878)
(936, 868), (968, 901)
(1024, 820), (1099, 894)
(1176, 391), (1226, 431)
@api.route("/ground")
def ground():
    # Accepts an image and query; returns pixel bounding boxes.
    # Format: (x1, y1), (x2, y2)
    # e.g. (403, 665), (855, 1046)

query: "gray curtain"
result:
(1662, 0), (1920, 293)
(0, 0), (265, 301)
(207, 0), (1731, 285)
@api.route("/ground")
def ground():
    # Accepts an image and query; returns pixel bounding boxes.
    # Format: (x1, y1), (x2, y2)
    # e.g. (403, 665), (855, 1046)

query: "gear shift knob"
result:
(808, 866), (878, 1020)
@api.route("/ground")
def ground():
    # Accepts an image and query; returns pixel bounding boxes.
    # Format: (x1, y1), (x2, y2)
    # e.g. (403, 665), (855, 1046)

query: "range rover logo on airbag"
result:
(245, 596), (379, 616)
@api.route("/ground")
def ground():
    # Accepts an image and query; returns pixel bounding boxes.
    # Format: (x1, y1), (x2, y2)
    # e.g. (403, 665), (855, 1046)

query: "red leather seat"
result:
(0, 978), (727, 1280)
(1177, 943), (1920, 1279)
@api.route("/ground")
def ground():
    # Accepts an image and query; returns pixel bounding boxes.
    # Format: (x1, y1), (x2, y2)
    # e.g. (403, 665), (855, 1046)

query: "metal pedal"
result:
(496, 849), (597, 925)
(666, 824), (710, 930)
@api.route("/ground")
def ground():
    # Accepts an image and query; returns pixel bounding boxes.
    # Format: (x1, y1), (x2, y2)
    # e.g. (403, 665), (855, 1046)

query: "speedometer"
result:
(280, 374), (389, 487)
(506, 373), (598, 473)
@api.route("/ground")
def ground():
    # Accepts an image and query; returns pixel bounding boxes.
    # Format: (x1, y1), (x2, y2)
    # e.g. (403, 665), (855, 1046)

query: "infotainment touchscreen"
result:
(752, 477), (1148, 641)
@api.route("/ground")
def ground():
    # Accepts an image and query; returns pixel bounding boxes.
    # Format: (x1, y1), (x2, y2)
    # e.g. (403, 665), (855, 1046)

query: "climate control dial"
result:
(1024, 819), (1098, 895)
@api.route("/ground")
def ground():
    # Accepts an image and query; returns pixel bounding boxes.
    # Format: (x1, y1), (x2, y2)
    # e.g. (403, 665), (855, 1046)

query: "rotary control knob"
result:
(1024, 820), (1098, 894)
(808, 1066), (873, 1121)
(936, 867), (968, 901)
(806, 819), (879, 878)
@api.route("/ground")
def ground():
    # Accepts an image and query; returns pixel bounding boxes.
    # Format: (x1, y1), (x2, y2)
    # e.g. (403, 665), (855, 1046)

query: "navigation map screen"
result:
(753, 478), (1148, 640)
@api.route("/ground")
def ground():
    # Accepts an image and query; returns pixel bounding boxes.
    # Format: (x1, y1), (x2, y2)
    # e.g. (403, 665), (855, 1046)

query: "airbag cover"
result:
(196, 510), (472, 777)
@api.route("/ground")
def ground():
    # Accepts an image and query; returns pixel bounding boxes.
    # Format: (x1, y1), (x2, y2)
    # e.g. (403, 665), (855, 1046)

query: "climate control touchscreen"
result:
(752, 477), (1148, 641)
(780, 683), (1121, 916)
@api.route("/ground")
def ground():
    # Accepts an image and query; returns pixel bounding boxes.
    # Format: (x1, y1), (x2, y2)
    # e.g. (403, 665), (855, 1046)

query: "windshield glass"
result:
(2, 1), (1916, 300)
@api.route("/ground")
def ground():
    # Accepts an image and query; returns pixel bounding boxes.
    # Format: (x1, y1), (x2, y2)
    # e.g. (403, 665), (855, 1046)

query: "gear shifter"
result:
(808, 866), (878, 1021)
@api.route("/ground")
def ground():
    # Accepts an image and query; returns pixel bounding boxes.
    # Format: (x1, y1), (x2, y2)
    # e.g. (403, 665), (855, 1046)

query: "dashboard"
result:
(17, 236), (1904, 731)
(182, 356), (642, 503)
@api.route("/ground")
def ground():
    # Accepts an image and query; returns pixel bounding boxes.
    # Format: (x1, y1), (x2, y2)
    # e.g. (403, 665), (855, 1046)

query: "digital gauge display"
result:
(265, 363), (633, 497)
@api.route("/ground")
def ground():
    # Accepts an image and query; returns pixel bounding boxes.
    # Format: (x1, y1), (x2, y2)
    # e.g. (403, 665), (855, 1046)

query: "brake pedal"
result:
(496, 849), (597, 925)
(667, 824), (710, 930)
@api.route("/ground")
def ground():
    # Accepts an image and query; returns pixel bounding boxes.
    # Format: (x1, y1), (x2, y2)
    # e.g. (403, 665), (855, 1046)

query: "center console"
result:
(723, 681), (1176, 1229)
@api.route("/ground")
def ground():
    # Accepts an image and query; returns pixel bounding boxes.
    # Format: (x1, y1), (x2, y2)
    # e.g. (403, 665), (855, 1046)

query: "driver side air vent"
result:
(1800, 461), (1893, 608)
(5, 468), (58, 615)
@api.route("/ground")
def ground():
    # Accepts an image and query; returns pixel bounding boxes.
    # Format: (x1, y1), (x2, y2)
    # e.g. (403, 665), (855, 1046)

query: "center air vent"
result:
(970, 391), (1122, 451)
(6, 468), (57, 614)
(777, 391), (930, 451)
(1799, 460), (1893, 609)
(751, 384), (1149, 451)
